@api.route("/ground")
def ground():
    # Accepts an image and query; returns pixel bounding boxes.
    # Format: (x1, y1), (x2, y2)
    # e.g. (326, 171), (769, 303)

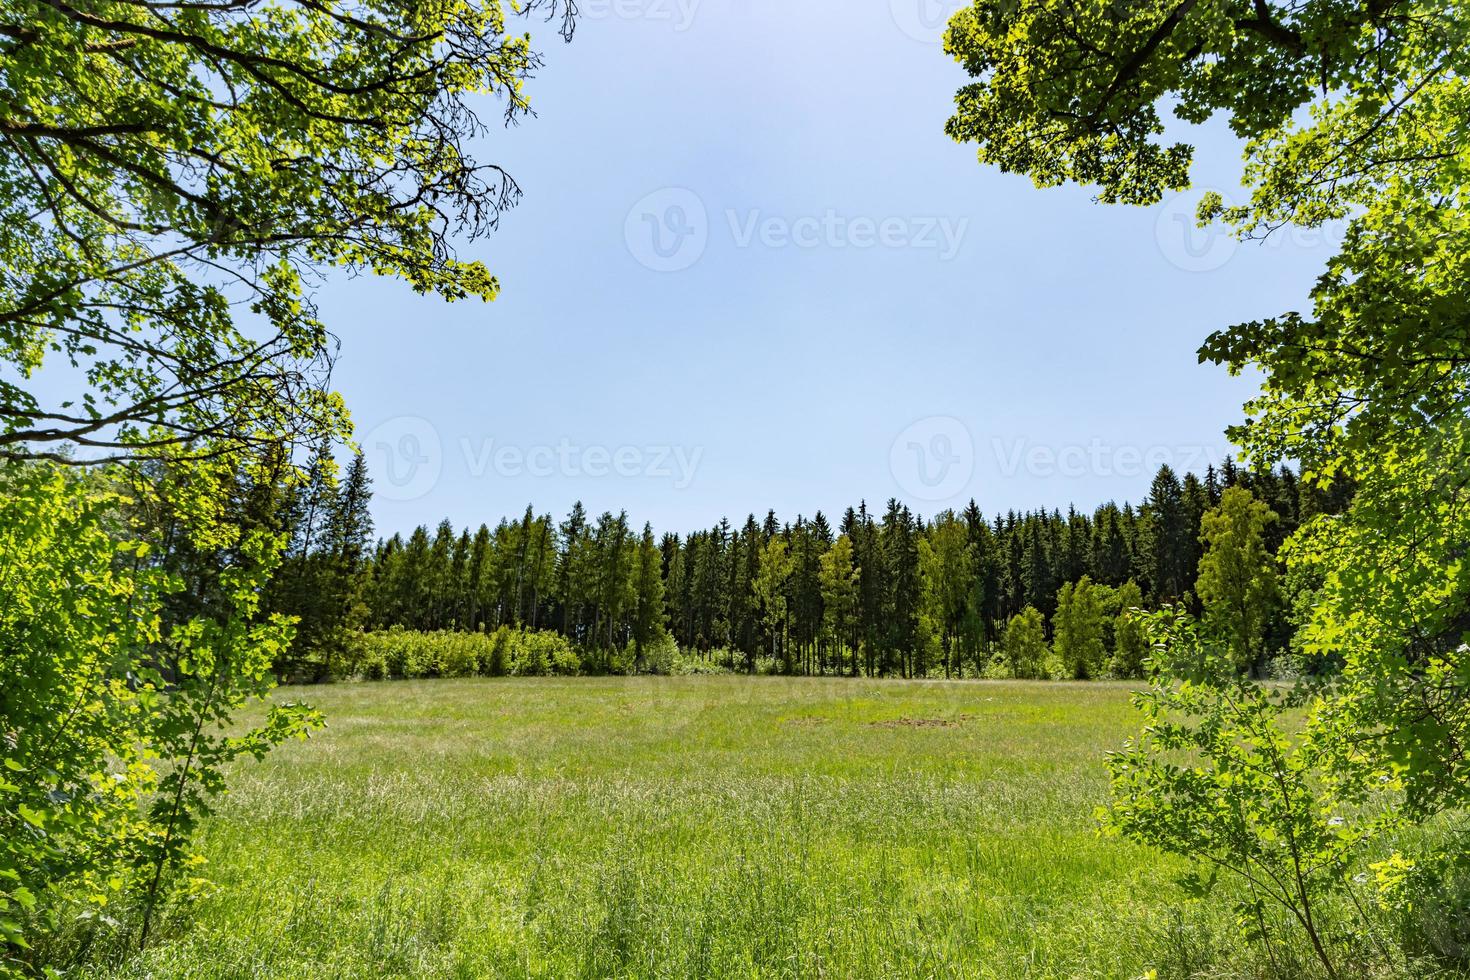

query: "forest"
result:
(268, 451), (1349, 682)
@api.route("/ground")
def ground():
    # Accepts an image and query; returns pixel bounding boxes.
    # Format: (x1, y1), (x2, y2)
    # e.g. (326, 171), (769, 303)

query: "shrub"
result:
(638, 633), (679, 675)
(482, 627), (512, 677)
(512, 630), (580, 677)
(339, 628), (581, 682)
(0, 465), (319, 971)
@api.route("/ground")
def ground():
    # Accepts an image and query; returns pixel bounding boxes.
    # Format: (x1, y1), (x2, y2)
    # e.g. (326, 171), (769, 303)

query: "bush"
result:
(482, 627), (512, 677)
(0, 464), (319, 971)
(637, 633), (679, 675)
(339, 628), (581, 682)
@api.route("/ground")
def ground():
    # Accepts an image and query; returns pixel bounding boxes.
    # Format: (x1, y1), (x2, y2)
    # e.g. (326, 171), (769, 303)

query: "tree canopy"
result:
(1, 0), (573, 463)
(943, 0), (1470, 965)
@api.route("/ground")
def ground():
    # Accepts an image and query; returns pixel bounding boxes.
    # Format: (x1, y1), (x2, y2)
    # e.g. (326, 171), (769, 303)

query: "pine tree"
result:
(1021, 517), (1057, 620)
(1139, 465), (1189, 602)
(428, 519), (456, 630)
(881, 500), (921, 676)
(1091, 503), (1132, 586)
(467, 524), (493, 630)
(630, 523), (668, 666)
(557, 502), (589, 638)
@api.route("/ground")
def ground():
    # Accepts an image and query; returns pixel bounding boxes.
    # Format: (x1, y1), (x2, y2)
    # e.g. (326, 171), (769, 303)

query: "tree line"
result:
(269, 451), (1350, 681)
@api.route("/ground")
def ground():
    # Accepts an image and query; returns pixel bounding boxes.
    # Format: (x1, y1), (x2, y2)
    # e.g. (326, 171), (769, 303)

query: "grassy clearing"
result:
(87, 677), (1230, 979)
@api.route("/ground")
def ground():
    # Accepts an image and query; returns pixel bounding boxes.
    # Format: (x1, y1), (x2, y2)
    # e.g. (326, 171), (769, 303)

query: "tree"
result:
(1020, 517), (1056, 618)
(590, 511), (633, 661)
(881, 500), (922, 676)
(919, 512), (976, 678)
(557, 503), (594, 644)
(1054, 576), (1106, 680)
(1091, 504), (1132, 587)
(1137, 466), (1189, 602)
(1002, 606), (1048, 680)
(0, 0), (577, 466)
(1109, 581), (1149, 679)
(0, 463), (321, 965)
(1196, 486), (1280, 675)
(820, 534), (860, 675)
(629, 523), (668, 665)
(941, 0), (1470, 963)
(752, 536), (793, 672)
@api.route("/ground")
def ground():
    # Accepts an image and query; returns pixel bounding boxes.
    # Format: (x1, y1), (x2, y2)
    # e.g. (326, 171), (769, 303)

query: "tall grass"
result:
(72, 677), (1465, 979)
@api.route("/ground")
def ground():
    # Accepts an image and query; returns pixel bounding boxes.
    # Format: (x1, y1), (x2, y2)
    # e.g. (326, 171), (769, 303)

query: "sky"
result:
(322, 0), (1343, 540)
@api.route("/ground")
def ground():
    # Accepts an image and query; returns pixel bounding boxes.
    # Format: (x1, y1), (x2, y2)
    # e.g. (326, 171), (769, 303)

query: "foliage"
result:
(1109, 580), (1150, 679)
(340, 465), (1322, 682)
(1001, 606), (1049, 679)
(629, 524), (669, 666)
(919, 511), (978, 678)
(752, 537), (793, 672)
(341, 628), (582, 682)
(818, 534), (860, 671)
(0, 0), (576, 464)
(943, 0), (1470, 968)
(0, 464), (320, 973)
(0, 0), (585, 972)
(1197, 486), (1281, 675)
(267, 446), (375, 681)
(1102, 610), (1406, 978)
(1055, 576), (1107, 679)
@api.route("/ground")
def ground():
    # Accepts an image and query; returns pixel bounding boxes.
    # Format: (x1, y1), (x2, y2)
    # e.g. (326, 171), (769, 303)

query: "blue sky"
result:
(325, 0), (1341, 539)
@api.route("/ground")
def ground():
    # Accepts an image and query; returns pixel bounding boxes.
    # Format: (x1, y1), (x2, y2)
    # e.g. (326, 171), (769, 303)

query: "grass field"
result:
(90, 677), (1231, 979)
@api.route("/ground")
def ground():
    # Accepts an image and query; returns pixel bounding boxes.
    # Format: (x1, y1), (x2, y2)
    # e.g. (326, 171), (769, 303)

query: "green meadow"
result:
(82, 677), (1248, 980)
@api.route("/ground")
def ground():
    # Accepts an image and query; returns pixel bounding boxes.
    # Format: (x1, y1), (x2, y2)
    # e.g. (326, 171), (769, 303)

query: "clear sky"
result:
(324, 0), (1341, 540)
